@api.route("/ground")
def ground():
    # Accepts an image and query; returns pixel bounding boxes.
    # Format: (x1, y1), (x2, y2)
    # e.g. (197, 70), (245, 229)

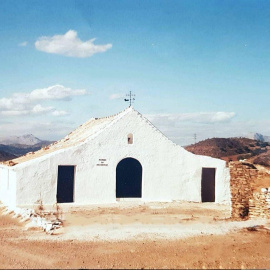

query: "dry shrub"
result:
(53, 203), (63, 221)
(34, 199), (45, 217)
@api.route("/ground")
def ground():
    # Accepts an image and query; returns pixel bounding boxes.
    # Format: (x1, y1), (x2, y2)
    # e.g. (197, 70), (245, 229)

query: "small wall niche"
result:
(127, 133), (133, 144)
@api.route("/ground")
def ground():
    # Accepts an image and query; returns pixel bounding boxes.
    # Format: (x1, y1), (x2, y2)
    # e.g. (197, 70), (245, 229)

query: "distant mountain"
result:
(0, 143), (51, 157)
(246, 133), (270, 143)
(0, 150), (16, 162)
(254, 133), (270, 143)
(0, 134), (54, 162)
(184, 137), (270, 164)
(0, 134), (43, 146)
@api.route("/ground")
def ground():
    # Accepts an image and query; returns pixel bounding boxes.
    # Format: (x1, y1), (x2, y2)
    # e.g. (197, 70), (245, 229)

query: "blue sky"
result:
(0, 0), (270, 145)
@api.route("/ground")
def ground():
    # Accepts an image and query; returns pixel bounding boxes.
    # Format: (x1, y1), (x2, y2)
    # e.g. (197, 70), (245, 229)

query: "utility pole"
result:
(194, 133), (197, 144)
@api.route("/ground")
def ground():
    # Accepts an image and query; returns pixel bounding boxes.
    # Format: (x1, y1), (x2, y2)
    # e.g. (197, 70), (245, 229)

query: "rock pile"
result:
(229, 162), (257, 219)
(249, 188), (270, 219)
(0, 204), (63, 234)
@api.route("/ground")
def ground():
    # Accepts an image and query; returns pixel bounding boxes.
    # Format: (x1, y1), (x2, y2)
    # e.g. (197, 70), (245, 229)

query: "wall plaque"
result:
(97, 158), (108, 166)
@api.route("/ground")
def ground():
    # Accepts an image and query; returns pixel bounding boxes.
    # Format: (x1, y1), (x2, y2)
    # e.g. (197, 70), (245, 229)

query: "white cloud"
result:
(1, 104), (54, 116)
(147, 112), (236, 146)
(147, 112), (235, 126)
(18, 41), (28, 47)
(29, 85), (87, 101)
(109, 93), (125, 100)
(32, 104), (54, 114)
(0, 84), (87, 116)
(35, 30), (112, 58)
(0, 98), (18, 110)
(1, 110), (30, 116)
(52, 110), (69, 116)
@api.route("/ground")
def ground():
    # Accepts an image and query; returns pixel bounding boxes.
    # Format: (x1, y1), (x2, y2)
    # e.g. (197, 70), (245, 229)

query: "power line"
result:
(194, 133), (197, 144)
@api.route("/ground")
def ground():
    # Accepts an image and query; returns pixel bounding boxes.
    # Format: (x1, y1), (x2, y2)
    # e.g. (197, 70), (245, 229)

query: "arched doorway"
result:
(116, 158), (142, 198)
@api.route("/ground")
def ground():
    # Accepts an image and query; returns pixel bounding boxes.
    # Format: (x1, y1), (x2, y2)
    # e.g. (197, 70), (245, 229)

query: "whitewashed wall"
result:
(0, 166), (17, 208)
(2, 108), (231, 207)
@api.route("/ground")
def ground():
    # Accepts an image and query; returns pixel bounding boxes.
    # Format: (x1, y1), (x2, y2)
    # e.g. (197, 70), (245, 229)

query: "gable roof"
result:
(2, 107), (133, 166)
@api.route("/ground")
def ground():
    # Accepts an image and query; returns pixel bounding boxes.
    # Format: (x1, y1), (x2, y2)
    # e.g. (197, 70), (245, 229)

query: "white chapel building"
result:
(0, 107), (231, 208)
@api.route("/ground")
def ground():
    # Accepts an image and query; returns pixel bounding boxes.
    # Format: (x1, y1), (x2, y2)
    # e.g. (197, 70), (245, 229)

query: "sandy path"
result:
(1, 202), (270, 269)
(26, 218), (267, 242)
(25, 201), (266, 241)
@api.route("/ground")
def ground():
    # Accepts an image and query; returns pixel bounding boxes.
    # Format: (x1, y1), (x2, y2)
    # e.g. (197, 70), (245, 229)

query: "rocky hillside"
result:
(185, 137), (270, 166)
(249, 149), (270, 167)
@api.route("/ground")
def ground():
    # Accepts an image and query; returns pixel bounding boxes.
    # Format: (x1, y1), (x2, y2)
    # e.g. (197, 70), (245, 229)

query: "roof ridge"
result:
(94, 106), (131, 120)
(47, 107), (133, 149)
(3, 107), (133, 167)
(83, 106), (133, 143)
(132, 108), (178, 147)
(56, 107), (131, 142)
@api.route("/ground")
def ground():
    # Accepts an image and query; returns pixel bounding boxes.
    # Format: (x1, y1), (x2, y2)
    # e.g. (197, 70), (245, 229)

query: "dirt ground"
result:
(1, 202), (270, 269)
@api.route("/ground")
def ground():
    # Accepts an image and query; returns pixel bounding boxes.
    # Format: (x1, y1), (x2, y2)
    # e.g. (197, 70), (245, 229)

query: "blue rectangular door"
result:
(57, 165), (75, 203)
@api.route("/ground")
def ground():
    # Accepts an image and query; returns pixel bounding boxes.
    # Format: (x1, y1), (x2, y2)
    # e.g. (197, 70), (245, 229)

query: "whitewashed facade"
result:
(0, 107), (231, 208)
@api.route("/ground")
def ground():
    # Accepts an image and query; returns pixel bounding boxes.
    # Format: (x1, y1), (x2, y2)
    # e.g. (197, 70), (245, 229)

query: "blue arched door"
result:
(116, 158), (142, 198)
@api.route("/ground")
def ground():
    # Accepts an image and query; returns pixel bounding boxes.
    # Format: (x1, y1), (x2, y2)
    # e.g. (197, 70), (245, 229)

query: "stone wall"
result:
(229, 161), (257, 219)
(249, 188), (270, 219)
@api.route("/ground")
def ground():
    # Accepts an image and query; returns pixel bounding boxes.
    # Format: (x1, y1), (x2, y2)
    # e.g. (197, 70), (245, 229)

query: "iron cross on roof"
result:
(124, 91), (135, 107)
